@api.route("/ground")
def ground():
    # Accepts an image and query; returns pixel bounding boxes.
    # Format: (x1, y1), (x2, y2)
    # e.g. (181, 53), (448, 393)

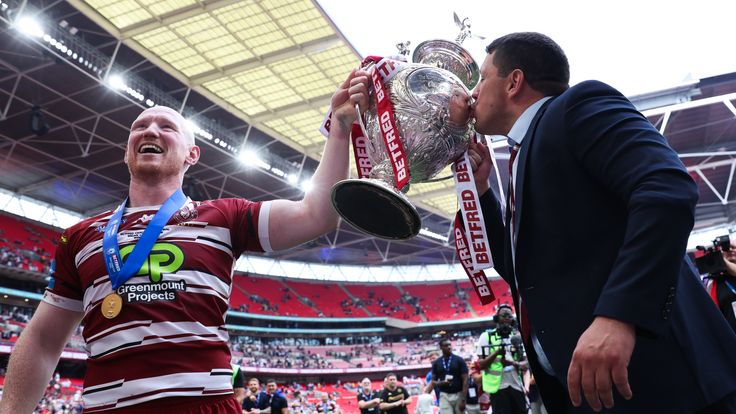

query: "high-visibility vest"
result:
(480, 331), (504, 394)
(231, 363), (241, 386)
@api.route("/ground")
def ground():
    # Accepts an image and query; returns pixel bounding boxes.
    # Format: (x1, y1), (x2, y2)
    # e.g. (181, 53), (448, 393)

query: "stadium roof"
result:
(1, 0), (736, 267)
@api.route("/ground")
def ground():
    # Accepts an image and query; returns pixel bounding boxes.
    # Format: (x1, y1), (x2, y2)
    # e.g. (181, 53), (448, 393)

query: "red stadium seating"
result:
(232, 274), (319, 316)
(342, 283), (422, 322)
(286, 280), (369, 317)
(402, 282), (474, 320)
(0, 212), (58, 272)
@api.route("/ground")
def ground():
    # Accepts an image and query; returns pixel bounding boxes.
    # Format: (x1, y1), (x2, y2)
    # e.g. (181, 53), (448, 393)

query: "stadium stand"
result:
(342, 284), (423, 322)
(232, 274), (320, 317)
(0, 213), (57, 274)
(286, 280), (369, 318)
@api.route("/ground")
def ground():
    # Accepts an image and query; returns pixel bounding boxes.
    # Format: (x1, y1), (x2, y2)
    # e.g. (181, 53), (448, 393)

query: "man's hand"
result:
(330, 68), (371, 131)
(467, 140), (492, 195)
(458, 399), (466, 412)
(567, 316), (635, 411)
(449, 88), (473, 126)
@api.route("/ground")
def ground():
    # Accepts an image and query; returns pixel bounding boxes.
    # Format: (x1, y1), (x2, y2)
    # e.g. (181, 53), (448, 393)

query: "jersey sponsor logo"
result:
(115, 243), (187, 304)
(119, 242), (184, 283)
(116, 279), (186, 304)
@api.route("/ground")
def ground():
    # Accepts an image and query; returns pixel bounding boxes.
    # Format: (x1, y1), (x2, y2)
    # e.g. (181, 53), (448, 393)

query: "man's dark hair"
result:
(485, 32), (570, 96)
(438, 338), (451, 347)
(385, 372), (397, 380)
(266, 378), (277, 385)
(496, 304), (514, 315)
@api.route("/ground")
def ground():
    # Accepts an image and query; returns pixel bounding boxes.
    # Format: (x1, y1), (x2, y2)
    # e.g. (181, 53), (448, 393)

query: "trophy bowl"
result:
(331, 63), (474, 240)
(412, 39), (480, 90)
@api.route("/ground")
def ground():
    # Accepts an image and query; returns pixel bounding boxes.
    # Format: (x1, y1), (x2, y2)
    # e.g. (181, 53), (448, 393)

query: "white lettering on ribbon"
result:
(454, 151), (492, 270)
(454, 218), (495, 305)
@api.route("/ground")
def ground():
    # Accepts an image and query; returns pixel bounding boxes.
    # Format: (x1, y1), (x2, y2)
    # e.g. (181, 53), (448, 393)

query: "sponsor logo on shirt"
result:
(115, 242), (187, 303)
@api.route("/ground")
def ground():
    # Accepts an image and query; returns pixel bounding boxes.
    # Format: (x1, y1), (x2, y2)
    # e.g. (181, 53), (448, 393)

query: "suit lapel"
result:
(513, 99), (553, 244)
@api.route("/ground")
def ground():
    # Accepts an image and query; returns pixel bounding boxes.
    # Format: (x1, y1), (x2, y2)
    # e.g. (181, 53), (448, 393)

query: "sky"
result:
(317, 0), (736, 97)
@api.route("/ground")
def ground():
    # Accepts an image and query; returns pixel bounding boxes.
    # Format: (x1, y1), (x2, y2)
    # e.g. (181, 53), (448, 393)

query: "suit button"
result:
(539, 329), (545, 334)
(526, 286), (535, 290)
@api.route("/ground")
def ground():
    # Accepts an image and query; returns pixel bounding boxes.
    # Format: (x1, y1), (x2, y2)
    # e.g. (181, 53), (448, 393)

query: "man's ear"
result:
(507, 69), (525, 98)
(185, 145), (200, 167)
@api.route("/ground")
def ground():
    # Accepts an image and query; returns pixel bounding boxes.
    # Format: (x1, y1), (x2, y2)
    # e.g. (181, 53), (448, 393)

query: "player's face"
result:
(361, 379), (371, 390)
(385, 376), (397, 390)
(471, 52), (514, 136)
(267, 382), (277, 394)
(124, 106), (199, 181)
(248, 380), (260, 393)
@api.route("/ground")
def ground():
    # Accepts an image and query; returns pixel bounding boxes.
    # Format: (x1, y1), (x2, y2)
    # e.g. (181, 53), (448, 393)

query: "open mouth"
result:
(138, 143), (164, 154)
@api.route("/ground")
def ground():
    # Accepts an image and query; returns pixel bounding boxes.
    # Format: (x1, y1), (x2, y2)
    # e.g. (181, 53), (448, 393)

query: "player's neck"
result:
(128, 176), (183, 207)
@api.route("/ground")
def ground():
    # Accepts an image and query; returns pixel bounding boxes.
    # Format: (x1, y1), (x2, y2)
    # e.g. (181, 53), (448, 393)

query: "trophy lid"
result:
(411, 39), (479, 90)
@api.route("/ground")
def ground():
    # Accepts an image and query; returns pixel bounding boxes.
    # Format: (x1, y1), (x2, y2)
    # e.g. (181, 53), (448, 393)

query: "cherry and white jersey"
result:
(43, 197), (272, 412)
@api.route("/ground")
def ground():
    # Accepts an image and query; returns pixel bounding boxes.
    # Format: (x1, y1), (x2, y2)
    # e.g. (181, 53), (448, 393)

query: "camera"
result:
(694, 235), (731, 275)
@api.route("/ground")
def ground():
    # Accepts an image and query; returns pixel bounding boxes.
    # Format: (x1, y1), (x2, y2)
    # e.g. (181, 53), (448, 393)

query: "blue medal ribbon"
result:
(102, 189), (187, 290)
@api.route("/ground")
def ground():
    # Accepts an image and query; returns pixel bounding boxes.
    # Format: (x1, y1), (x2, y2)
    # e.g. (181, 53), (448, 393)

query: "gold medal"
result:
(101, 292), (123, 319)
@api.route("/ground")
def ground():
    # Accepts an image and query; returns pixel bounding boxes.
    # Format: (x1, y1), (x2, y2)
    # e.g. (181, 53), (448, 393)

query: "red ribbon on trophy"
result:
(320, 57), (408, 187)
(453, 133), (495, 305)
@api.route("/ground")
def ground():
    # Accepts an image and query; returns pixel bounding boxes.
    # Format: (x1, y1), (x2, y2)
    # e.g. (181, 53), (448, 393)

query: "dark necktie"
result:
(507, 142), (531, 344)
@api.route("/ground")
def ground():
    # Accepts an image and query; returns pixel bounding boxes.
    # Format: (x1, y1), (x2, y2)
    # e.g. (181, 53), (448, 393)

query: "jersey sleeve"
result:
(219, 198), (273, 256)
(42, 229), (84, 313)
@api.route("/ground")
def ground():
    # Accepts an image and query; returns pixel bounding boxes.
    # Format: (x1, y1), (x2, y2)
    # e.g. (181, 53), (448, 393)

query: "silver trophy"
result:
(330, 15), (482, 240)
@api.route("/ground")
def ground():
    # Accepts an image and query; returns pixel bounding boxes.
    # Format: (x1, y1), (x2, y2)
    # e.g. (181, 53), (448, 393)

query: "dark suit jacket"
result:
(481, 80), (736, 413)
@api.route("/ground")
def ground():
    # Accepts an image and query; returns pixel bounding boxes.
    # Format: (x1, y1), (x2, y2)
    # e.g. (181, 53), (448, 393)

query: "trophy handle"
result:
(354, 103), (368, 139)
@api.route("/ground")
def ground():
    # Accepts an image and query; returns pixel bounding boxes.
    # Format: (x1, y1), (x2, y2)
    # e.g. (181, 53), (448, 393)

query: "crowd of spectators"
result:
(229, 336), (478, 370)
(1, 302), (480, 372)
(0, 220), (55, 275)
(0, 372), (84, 413)
(0, 246), (53, 274)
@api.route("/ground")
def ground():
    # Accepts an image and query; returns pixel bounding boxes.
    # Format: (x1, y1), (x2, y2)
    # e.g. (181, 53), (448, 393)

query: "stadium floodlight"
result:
(15, 16), (44, 38)
(255, 157), (271, 170)
(419, 228), (448, 242)
(300, 179), (313, 193)
(270, 167), (285, 178)
(107, 74), (126, 90)
(239, 150), (256, 166)
(287, 174), (299, 185)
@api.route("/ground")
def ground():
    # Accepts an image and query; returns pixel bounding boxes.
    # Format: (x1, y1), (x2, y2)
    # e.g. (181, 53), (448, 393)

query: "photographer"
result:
(699, 235), (736, 333)
(475, 305), (528, 414)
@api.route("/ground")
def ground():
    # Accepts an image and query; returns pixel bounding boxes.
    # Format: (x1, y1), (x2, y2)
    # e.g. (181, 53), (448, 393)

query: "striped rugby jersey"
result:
(43, 197), (272, 411)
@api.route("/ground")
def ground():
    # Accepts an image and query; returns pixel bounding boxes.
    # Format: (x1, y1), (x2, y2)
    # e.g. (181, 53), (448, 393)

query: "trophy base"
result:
(332, 179), (421, 240)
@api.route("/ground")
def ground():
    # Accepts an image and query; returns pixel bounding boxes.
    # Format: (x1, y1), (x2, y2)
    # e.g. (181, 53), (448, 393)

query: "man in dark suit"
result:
(459, 31), (736, 413)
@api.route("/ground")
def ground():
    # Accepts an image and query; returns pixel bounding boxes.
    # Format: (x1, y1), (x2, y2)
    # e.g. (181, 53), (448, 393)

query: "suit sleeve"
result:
(565, 81), (698, 336)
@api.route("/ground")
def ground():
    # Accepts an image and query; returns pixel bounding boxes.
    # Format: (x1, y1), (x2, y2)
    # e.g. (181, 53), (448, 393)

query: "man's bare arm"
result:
(0, 302), (82, 414)
(267, 69), (370, 251)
